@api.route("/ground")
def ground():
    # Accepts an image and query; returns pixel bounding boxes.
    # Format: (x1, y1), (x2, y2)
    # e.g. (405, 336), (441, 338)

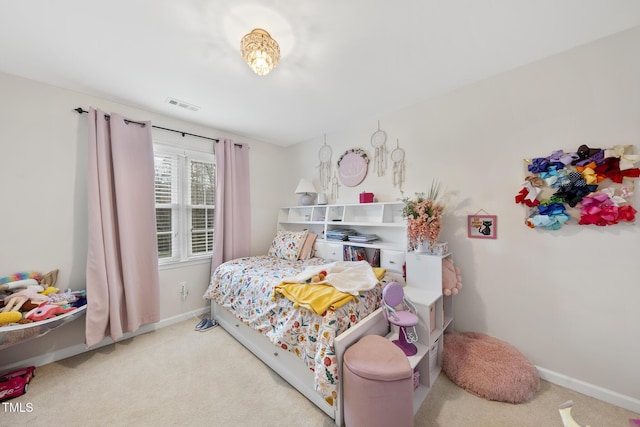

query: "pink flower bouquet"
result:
(403, 185), (444, 249)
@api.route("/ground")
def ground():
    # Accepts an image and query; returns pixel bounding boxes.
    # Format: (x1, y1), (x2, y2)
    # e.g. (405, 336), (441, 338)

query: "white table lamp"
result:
(295, 178), (317, 206)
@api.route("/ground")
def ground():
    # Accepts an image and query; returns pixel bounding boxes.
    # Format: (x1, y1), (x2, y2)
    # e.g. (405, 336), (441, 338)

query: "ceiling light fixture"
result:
(240, 28), (280, 76)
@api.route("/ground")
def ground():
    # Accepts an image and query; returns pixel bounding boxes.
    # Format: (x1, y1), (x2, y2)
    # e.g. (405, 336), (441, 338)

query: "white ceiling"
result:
(1, 1), (639, 147)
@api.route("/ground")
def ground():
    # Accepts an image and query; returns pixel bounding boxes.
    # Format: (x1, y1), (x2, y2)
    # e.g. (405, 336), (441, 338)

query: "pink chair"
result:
(382, 282), (419, 356)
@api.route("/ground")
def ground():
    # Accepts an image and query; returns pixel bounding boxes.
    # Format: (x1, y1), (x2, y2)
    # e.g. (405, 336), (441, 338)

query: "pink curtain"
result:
(211, 139), (251, 273)
(85, 108), (160, 348)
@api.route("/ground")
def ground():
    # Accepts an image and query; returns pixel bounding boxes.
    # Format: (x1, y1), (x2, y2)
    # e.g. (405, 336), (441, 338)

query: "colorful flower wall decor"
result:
(515, 144), (640, 230)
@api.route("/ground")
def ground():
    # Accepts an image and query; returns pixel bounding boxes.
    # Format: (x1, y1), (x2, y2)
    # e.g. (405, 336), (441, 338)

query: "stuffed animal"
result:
(26, 303), (74, 322)
(1, 296), (28, 313)
(39, 269), (59, 287)
(3, 286), (48, 306)
(0, 272), (42, 287)
(0, 269), (57, 291)
(0, 278), (40, 292)
(0, 311), (22, 325)
(442, 257), (462, 296)
(306, 270), (327, 283)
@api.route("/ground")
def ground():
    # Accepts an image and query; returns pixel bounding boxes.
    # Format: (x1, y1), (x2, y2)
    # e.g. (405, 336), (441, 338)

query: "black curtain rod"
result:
(74, 108), (220, 143)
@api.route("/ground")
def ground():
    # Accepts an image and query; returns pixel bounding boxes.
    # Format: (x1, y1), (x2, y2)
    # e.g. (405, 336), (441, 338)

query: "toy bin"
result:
(343, 335), (413, 427)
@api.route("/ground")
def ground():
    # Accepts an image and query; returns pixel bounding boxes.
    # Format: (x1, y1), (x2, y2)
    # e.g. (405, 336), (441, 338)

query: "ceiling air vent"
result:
(165, 97), (200, 112)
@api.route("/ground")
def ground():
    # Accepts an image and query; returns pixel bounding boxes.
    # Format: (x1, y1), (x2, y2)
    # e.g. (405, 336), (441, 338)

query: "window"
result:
(154, 145), (215, 264)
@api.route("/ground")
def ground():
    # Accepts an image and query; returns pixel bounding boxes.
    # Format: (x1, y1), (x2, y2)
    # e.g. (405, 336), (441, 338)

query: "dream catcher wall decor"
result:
(391, 139), (406, 194)
(318, 135), (333, 192)
(331, 172), (340, 200)
(370, 120), (387, 177)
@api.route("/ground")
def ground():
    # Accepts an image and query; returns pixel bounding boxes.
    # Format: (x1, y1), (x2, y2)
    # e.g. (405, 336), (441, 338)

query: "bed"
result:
(203, 253), (399, 426)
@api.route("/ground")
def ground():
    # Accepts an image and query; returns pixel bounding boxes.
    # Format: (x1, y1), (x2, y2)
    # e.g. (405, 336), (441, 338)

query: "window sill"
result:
(158, 256), (212, 271)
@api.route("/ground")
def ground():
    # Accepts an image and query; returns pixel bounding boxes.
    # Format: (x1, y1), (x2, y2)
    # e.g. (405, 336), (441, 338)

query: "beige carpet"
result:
(2, 319), (638, 426)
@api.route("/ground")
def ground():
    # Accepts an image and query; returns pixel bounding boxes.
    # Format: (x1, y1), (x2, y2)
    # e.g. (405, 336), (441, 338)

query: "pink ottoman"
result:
(343, 335), (413, 427)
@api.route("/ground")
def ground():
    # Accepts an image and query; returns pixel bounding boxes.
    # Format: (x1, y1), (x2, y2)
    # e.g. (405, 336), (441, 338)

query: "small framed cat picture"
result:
(468, 214), (497, 239)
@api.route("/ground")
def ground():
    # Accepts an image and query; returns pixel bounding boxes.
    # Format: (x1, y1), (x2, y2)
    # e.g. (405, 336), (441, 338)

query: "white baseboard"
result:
(537, 366), (640, 414)
(1, 307), (210, 372)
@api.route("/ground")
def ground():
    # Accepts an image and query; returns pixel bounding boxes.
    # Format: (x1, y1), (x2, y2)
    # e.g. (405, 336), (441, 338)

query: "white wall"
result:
(0, 72), (287, 368)
(289, 27), (640, 411)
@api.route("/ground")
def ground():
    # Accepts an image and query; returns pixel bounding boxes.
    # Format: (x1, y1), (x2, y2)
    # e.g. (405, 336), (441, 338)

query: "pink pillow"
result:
(298, 233), (317, 260)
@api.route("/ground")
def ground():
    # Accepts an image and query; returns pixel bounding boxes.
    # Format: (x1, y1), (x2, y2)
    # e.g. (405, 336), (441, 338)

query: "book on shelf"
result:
(354, 247), (367, 261)
(370, 248), (381, 268)
(343, 245), (367, 262)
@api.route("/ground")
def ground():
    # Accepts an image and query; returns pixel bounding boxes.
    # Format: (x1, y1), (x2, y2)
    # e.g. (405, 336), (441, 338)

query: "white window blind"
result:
(154, 145), (215, 264)
(189, 160), (215, 256)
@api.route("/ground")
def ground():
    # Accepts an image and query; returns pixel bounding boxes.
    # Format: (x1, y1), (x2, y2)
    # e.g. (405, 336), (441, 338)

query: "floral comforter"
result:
(203, 255), (387, 407)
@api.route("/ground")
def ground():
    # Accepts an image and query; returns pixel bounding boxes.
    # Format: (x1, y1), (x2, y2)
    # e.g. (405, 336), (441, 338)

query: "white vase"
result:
(415, 240), (429, 253)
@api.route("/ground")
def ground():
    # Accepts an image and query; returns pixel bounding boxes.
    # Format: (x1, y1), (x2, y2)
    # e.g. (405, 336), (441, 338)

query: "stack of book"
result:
(347, 233), (379, 244)
(326, 229), (357, 241)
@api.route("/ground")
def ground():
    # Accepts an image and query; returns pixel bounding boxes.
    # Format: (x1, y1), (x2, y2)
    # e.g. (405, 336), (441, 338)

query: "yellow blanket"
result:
(272, 267), (386, 315)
